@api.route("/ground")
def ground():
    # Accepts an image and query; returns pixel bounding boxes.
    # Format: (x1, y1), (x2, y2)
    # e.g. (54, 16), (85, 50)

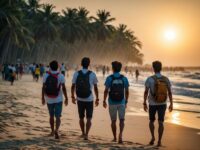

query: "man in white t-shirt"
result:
(143, 61), (173, 147)
(42, 60), (68, 139)
(71, 57), (99, 140)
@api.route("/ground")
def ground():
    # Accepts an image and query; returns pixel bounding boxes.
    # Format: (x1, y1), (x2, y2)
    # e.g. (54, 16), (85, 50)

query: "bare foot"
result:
(49, 131), (54, 136)
(118, 134), (123, 144)
(149, 138), (155, 145)
(84, 134), (88, 140)
(157, 141), (162, 147)
(80, 134), (85, 138)
(55, 132), (59, 139)
(111, 138), (117, 142)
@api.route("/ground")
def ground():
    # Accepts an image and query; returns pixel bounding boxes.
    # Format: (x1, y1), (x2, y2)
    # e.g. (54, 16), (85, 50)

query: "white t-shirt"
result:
(43, 71), (65, 104)
(145, 73), (171, 105)
(11, 66), (16, 72)
(72, 69), (98, 102)
(61, 65), (65, 71)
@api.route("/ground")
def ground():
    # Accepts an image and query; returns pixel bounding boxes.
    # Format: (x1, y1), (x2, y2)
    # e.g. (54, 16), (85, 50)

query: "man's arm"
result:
(143, 87), (149, 112)
(103, 87), (109, 108)
(42, 83), (45, 105)
(168, 87), (173, 112)
(94, 84), (99, 106)
(125, 87), (129, 104)
(71, 83), (76, 104)
(62, 83), (68, 106)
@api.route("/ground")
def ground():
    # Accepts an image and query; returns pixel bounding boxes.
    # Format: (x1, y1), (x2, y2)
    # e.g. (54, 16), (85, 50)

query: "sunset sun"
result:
(164, 28), (177, 42)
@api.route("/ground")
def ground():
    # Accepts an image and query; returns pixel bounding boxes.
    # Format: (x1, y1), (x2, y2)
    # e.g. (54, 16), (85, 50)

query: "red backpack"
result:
(44, 72), (61, 98)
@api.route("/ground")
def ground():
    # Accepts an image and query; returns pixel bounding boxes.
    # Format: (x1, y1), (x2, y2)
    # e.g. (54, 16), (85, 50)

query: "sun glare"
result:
(164, 28), (177, 41)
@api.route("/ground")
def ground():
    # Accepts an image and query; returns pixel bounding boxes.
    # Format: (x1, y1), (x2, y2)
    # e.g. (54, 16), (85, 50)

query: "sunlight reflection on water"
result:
(170, 112), (181, 125)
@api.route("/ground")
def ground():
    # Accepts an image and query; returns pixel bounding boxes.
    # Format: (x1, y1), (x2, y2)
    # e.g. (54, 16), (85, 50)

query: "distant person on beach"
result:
(19, 64), (24, 79)
(35, 64), (40, 82)
(1, 64), (4, 80)
(30, 63), (36, 80)
(103, 61), (129, 144)
(40, 64), (45, 78)
(102, 65), (106, 78)
(124, 66), (128, 74)
(135, 69), (140, 82)
(42, 60), (68, 139)
(9, 64), (16, 85)
(71, 57), (99, 140)
(143, 61), (173, 147)
(60, 63), (66, 76)
(15, 64), (19, 80)
(106, 66), (110, 74)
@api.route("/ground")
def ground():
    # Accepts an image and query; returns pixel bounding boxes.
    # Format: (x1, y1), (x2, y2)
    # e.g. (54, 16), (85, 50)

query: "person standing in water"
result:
(135, 69), (140, 82)
(143, 61), (173, 147)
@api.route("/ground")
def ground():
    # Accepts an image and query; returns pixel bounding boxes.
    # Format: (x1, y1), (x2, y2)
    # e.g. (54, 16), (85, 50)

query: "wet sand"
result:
(0, 74), (200, 150)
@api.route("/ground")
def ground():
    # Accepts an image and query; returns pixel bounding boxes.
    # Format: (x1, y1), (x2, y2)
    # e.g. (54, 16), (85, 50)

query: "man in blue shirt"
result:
(103, 61), (129, 144)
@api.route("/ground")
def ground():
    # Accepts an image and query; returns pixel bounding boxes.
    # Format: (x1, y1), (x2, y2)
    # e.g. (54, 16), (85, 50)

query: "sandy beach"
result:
(0, 73), (200, 150)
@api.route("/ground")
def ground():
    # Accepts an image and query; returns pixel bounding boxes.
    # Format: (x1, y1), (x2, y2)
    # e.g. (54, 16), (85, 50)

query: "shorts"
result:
(149, 104), (167, 122)
(109, 104), (125, 121)
(35, 74), (39, 79)
(47, 102), (63, 117)
(77, 101), (93, 119)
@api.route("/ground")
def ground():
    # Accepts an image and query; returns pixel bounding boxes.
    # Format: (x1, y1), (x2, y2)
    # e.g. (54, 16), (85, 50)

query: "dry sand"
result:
(0, 74), (199, 150)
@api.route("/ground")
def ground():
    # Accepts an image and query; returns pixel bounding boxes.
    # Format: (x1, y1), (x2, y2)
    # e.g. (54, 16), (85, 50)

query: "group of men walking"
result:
(41, 57), (173, 147)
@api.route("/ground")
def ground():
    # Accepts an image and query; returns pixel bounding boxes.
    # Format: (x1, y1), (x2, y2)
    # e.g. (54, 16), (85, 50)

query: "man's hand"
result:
(169, 103), (173, 112)
(143, 103), (148, 112)
(72, 97), (76, 104)
(103, 101), (107, 108)
(65, 98), (68, 106)
(42, 97), (45, 105)
(95, 99), (99, 107)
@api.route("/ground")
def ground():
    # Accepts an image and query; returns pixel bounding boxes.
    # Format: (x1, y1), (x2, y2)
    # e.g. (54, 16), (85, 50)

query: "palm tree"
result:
(0, 0), (33, 63)
(92, 10), (115, 41)
(0, 0), (143, 65)
(33, 4), (59, 62)
(60, 8), (84, 44)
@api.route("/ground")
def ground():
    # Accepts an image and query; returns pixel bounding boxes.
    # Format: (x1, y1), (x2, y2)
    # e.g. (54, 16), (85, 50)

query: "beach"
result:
(0, 72), (200, 150)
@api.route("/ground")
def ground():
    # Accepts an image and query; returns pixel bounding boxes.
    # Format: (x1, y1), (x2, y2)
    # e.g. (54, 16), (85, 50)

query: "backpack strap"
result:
(150, 75), (157, 96)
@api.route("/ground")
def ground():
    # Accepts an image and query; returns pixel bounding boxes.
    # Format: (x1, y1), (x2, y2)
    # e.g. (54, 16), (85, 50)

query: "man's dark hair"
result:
(50, 60), (58, 71)
(152, 61), (162, 73)
(112, 61), (122, 73)
(81, 57), (90, 69)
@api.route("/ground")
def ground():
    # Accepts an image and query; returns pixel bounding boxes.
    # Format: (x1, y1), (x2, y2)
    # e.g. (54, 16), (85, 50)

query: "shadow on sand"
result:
(0, 131), (158, 150)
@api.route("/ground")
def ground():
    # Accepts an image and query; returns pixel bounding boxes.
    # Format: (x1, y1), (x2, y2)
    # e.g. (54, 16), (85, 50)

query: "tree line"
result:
(0, 0), (143, 65)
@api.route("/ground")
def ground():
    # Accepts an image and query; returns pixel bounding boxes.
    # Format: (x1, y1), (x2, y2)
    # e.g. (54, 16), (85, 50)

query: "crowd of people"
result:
(0, 58), (173, 147)
(0, 63), (141, 86)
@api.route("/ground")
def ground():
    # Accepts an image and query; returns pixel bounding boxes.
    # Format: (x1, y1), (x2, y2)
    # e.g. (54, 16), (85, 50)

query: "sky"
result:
(42, 0), (200, 66)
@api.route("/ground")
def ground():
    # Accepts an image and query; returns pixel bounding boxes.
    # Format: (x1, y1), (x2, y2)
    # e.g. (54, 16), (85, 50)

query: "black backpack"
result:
(109, 75), (125, 102)
(45, 72), (61, 98)
(76, 70), (91, 98)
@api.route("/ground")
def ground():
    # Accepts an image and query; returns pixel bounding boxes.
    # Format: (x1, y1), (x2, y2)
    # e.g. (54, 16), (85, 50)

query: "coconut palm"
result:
(32, 4), (59, 62)
(0, 0), (143, 65)
(92, 10), (115, 41)
(0, 0), (33, 63)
